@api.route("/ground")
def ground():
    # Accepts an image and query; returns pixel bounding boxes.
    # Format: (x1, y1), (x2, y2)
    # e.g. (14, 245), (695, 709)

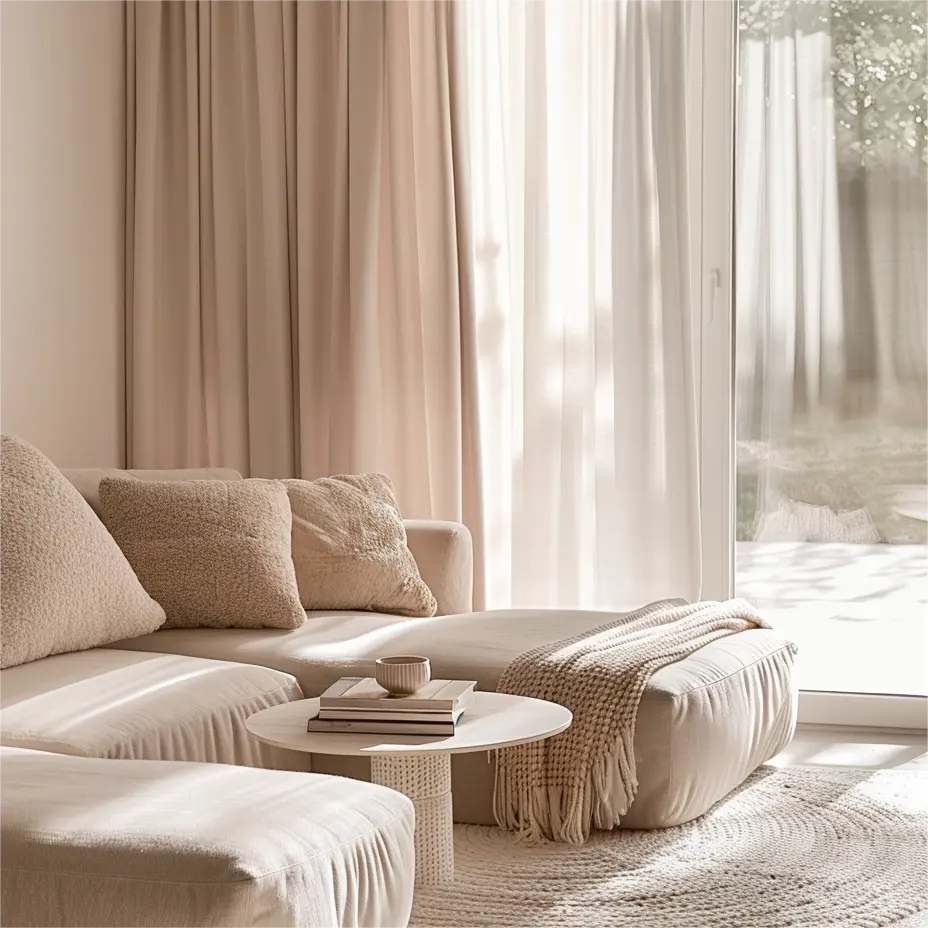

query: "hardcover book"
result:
(319, 676), (476, 712)
(317, 707), (460, 723)
(306, 709), (463, 737)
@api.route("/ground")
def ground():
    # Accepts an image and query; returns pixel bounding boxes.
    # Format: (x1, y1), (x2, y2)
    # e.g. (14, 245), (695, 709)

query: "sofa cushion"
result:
(115, 609), (797, 828)
(1, 747), (415, 928)
(99, 477), (306, 629)
(0, 648), (302, 766)
(285, 474), (437, 618)
(112, 607), (787, 694)
(62, 466), (243, 518)
(0, 436), (166, 670)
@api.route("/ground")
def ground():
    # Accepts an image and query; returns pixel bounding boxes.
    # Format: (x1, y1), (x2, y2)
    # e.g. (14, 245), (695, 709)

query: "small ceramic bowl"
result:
(375, 655), (431, 695)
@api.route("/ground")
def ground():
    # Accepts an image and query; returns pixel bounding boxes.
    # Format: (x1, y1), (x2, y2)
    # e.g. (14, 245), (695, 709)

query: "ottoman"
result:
(448, 621), (798, 829)
(0, 747), (415, 928)
(115, 607), (798, 830)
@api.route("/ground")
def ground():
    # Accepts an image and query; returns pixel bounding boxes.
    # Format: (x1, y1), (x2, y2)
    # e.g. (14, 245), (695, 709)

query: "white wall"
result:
(1, 0), (126, 467)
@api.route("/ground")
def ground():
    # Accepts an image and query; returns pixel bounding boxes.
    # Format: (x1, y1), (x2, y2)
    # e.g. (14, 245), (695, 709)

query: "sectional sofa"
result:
(1, 464), (798, 927)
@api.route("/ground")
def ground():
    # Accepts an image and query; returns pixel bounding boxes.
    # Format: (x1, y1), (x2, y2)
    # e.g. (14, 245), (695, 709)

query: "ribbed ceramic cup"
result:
(375, 655), (431, 695)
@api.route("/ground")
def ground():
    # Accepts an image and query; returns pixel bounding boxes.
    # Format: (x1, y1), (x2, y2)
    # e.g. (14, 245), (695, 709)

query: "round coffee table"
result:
(245, 692), (571, 886)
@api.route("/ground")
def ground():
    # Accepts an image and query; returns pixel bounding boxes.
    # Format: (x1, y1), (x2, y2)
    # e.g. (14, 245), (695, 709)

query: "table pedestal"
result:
(371, 754), (454, 886)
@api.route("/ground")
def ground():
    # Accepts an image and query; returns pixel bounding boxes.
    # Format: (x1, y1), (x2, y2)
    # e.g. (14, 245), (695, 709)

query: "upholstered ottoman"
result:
(116, 607), (798, 830)
(0, 747), (415, 928)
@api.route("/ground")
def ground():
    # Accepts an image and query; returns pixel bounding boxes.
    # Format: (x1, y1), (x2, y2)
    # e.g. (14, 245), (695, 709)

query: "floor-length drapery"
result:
(455, 0), (701, 610)
(126, 0), (484, 601)
(735, 1), (927, 537)
(735, 2), (845, 453)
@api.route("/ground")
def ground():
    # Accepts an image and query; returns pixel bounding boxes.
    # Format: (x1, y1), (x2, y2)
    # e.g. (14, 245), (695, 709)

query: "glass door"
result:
(733, 0), (927, 712)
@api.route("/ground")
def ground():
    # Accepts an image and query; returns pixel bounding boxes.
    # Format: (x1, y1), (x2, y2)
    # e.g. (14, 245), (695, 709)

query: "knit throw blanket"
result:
(494, 598), (792, 845)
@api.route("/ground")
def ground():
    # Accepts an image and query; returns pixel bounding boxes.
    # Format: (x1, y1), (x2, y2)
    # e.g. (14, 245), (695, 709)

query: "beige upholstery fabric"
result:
(115, 608), (797, 828)
(404, 520), (474, 615)
(0, 436), (165, 669)
(286, 474), (437, 617)
(0, 649), (302, 768)
(64, 466), (473, 616)
(494, 599), (789, 843)
(1, 747), (415, 928)
(62, 467), (243, 518)
(99, 477), (305, 629)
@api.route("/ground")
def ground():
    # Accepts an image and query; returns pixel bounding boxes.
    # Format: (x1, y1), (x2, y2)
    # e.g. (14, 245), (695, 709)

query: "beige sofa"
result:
(1, 745), (415, 928)
(2, 467), (798, 834)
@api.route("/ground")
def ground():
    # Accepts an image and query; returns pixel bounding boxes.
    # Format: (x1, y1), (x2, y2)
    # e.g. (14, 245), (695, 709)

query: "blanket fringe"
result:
(494, 730), (638, 844)
(494, 600), (783, 844)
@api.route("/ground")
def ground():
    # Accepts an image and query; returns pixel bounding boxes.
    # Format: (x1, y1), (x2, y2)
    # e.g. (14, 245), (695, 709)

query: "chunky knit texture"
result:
(494, 598), (796, 844)
(0, 436), (165, 669)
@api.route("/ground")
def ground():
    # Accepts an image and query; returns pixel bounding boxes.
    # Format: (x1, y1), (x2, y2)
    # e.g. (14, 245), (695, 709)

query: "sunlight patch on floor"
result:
(771, 725), (927, 772)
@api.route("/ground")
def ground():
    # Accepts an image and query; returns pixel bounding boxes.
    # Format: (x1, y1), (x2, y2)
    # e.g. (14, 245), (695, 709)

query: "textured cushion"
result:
(285, 474), (437, 617)
(62, 467), (243, 519)
(0, 436), (165, 669)
(99, 477), (305, 629)
(116, 609), (797, 829)
(1, 747), (415, 928)
(0, 648), (302, 767)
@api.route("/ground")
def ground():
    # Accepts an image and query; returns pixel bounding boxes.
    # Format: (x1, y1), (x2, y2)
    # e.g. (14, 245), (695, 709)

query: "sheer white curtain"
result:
(455, 0), (701, 610)
(736, 3), (845, 451)
(736, 1), (927, 541)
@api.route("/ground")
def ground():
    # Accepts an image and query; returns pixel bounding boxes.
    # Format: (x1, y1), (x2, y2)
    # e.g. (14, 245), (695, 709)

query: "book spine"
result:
(306, 719), (456, 736)
(318, 709), (457, 723)
(319, 696), (466, 712)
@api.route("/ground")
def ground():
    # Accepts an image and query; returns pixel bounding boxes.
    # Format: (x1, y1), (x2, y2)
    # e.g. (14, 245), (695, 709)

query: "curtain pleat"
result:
(126, 0), (485, 605)
(128, 0), (704, 613)
(456, 0), (701, 609)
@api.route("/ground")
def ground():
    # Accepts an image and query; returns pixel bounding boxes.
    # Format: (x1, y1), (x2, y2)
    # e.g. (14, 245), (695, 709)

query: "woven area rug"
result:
(411, 766), (927, 928)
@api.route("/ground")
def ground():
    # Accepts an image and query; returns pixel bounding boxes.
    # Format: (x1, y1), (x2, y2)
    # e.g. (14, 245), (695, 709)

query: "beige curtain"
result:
(127, 0), (484, 598)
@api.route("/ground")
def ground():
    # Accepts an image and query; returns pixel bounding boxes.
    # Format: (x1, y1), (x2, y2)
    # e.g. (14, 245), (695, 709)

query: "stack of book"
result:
(307, 676), (477, 735)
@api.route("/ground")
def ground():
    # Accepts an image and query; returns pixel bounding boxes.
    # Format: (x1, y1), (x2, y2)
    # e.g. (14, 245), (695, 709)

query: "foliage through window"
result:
(739, 0), (927, 173)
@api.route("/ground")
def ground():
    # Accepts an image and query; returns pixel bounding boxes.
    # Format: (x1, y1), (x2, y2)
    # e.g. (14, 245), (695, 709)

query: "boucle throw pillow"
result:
(0, 436), (165, 669)
(99, 477), (305, 629)
(284, 474), (437, 617)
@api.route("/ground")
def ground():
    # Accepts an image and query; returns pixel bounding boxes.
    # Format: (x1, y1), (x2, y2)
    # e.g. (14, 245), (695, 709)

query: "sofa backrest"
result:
(62, 468), (243, 519)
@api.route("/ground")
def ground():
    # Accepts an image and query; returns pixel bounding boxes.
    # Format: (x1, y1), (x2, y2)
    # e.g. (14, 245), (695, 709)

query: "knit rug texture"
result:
(410, 765), (927, 928)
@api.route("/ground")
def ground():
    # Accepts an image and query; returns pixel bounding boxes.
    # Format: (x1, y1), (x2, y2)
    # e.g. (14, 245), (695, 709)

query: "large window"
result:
(733, 1), (927, 701)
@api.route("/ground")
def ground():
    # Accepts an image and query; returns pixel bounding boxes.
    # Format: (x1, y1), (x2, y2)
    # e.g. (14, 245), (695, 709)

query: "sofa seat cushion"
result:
(0, 747), (415, 928)
(115, 608), (797, 827)
(113, 607), (790, 699)
(0, 649), (302, 767)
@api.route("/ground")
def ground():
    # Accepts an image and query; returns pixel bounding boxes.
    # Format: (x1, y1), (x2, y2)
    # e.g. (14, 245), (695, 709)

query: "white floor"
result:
(772, 724), (927, 772)
(737, 541), (927, 696)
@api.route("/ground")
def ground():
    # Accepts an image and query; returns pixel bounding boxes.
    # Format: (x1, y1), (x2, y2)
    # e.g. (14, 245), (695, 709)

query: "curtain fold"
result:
(126, 0), (485, 604)
(736, 2), (845, 454)
(736, 1), (927, 540)
(455, 0), (701, 610)
(129, 0), (702, 614)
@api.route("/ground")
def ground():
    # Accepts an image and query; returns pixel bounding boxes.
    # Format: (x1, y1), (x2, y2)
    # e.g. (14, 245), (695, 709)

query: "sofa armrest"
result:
(404, 520), (473, 616)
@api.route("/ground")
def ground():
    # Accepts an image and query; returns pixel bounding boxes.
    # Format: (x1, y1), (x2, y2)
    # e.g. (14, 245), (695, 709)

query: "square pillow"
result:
(284, 474), (437, 618)
(0, 436), (166, 669)
(99, 477), (305, 630)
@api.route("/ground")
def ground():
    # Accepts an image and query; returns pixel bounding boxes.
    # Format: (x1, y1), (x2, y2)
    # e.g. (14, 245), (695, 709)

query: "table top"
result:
(245, 691), (572, 757)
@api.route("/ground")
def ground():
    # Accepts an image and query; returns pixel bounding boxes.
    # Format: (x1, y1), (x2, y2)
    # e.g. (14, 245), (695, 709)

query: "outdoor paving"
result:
(737, 541), (927, 697)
